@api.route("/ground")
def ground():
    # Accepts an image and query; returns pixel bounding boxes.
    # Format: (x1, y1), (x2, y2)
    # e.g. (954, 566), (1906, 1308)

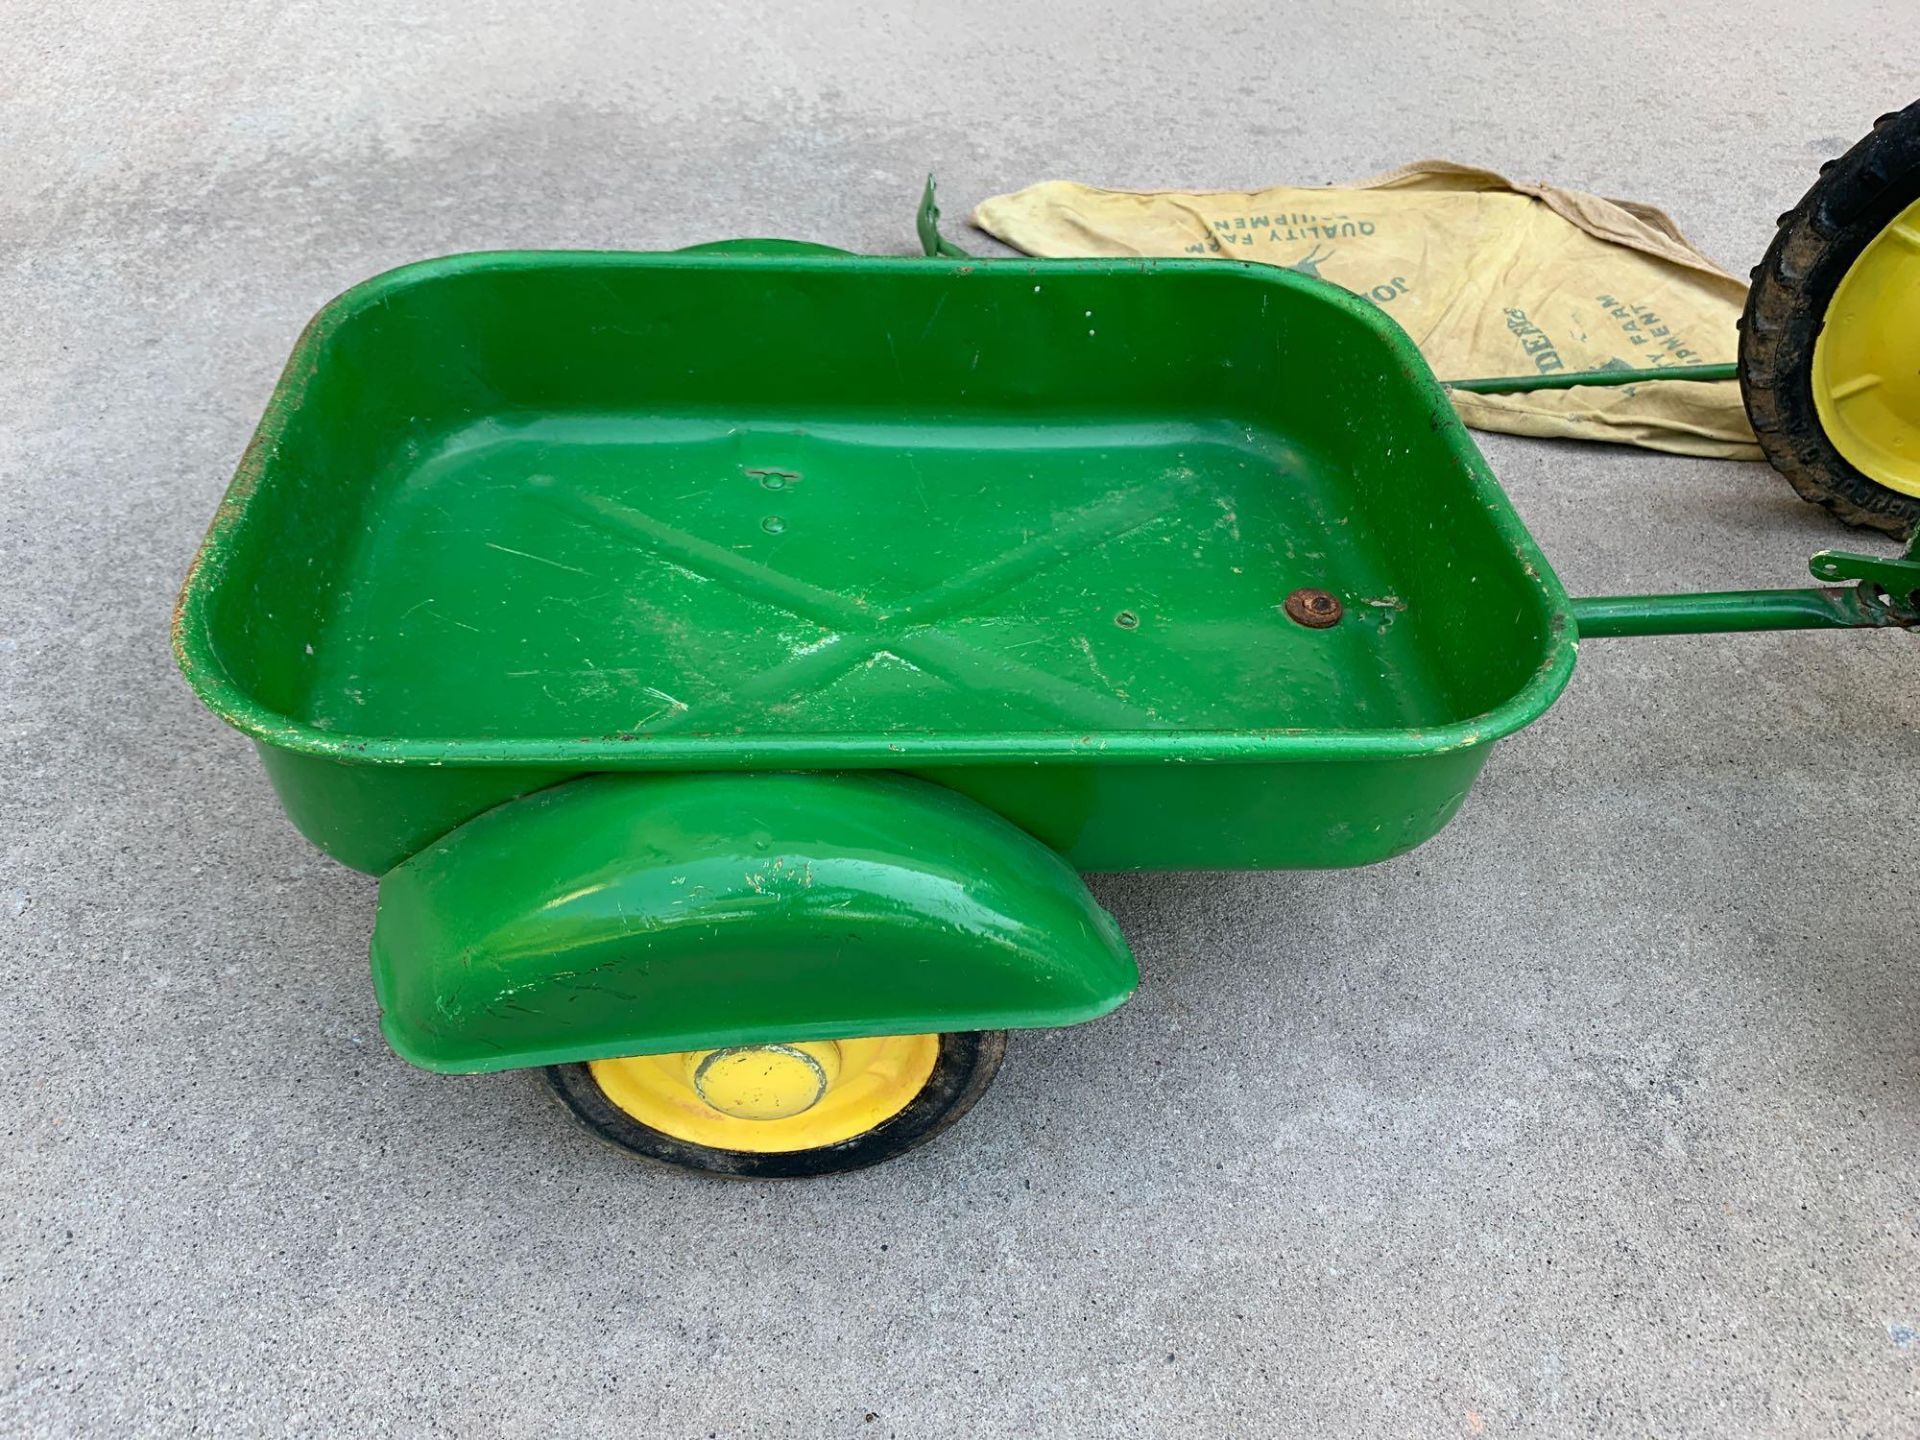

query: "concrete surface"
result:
(5, 2), (1920, 1434)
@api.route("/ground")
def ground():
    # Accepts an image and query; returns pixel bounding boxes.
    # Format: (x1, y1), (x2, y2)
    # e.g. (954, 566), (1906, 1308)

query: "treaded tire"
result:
(1740, 102), (1920, 534)
(544, 1031), (1007, 1179)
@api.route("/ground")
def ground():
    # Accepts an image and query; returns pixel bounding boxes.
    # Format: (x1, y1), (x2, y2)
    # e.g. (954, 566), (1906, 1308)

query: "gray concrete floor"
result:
(6, 2), (1920, 1434)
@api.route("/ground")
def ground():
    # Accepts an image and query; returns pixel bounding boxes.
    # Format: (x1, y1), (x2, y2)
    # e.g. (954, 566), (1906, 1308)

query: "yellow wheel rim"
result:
(1812, 195), (1920, 497)
(588, 1035), (940, 1153)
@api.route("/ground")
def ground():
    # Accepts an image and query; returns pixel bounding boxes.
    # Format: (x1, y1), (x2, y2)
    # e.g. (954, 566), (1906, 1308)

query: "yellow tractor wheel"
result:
(545, 1031), (1006, 1179)
(1741, 101), (1920, 534)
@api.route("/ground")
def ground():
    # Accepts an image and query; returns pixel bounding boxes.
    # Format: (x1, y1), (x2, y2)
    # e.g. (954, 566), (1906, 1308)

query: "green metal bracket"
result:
(918, 175), (974, 259)
(1808, 531), (1920, 603)
(1444, 362), (1740, 395)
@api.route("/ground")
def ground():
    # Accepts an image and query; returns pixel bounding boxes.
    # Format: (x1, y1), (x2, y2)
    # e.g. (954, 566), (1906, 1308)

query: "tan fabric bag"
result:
(974, 162), (1759, 459)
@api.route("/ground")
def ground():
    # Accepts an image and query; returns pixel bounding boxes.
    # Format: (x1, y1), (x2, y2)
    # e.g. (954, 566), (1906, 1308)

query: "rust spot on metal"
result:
(1284, 588), (1343, 628)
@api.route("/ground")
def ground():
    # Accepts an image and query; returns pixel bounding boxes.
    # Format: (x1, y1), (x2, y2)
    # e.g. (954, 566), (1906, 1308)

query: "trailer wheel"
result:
(544, 1031), (1006, 1178)
(1740, 102), (1920, 534)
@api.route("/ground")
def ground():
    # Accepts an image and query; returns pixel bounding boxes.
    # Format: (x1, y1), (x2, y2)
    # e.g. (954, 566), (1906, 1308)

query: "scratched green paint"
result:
(176, 247), (1576, 882)
(372, 771), (1140, 1071)
(310, 411), (1433, 742)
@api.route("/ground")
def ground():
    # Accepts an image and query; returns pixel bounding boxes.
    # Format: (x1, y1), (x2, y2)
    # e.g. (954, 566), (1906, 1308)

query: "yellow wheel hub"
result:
(588, 1035), (940, 1153)
(1813, 196), (1920, 497)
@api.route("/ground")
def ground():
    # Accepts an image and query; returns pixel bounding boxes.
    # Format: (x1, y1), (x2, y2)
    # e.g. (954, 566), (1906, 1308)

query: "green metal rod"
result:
(1570, 587), (1910, 639)
(1446, 362), (1739, 395)
(918, 175), (973, 259)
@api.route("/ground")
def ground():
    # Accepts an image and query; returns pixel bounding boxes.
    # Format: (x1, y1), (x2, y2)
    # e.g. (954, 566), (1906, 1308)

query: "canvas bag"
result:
(973, 162), (1760, 459)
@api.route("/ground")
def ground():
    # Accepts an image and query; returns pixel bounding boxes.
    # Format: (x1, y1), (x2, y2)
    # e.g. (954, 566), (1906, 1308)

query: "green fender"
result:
(371, 772), (1139, 1073)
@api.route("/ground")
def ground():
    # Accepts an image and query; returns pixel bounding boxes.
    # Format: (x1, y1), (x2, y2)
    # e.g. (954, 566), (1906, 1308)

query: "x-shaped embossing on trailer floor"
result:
(539, 475), (1214, 733)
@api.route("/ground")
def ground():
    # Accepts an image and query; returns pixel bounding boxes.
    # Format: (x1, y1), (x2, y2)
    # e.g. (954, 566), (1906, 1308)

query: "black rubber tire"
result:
(1740, 101), (1920, 535)
(543, 1031), (1007, 1179)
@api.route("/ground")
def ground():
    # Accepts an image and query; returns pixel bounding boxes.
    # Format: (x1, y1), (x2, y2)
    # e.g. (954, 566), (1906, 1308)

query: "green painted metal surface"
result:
(918, 176), (973, 259)
(1443, 362), (1740, 395)
(372, 772), (1138, 1071)
(251, 745), (571, 875)
(258, 745), (1492, 879)
(1808, 531), (1920, 604)
(174, 247), (1577, 886)
(1570, 586), (1920, 639)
